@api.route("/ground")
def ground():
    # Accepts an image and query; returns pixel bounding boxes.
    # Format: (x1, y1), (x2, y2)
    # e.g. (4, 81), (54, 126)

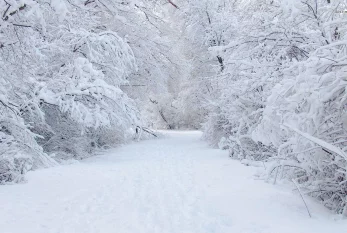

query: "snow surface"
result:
(0, 131), (346, 233)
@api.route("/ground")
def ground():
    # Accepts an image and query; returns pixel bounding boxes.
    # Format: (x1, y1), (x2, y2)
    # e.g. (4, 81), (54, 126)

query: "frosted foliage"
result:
(178, 0), (347, 215)
(0, 0), (159, 183)
(2, 0), (347, 217)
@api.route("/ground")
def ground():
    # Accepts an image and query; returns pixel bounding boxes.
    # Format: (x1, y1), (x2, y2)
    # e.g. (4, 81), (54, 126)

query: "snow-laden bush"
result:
(254, 37), (347, 214)
(0, 0), (146, 183)
(200, 0), (301, 157)
(180, 0), (347, 215)
(252, 0), (347, 215)
(1, 0), (184, 183)
(0, 96), (57, 183)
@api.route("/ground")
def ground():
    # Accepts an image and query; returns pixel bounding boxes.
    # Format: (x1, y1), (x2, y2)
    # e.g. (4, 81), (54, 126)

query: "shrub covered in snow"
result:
(178, 0), (347, 215)
(0, 0), (165, 183)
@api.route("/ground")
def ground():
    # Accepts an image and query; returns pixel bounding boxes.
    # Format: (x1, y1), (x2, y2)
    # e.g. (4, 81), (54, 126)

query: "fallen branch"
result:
(142, 127), (158, 137)
(135, 126), (158, 139)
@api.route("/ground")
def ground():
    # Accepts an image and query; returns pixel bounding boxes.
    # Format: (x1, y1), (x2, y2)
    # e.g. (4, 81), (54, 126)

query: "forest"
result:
(1, 0), (347, 218)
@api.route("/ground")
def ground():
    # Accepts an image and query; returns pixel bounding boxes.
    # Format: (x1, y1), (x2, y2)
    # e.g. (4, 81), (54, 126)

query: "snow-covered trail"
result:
(0, 131), (345, 233)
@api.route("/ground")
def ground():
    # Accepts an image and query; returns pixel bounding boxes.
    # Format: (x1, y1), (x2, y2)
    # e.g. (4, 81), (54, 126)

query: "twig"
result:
(12, 23), (31, 28)
(292, 179), (312, 218)
(273, 166), (279, 185)
(168, 0), (179, 9)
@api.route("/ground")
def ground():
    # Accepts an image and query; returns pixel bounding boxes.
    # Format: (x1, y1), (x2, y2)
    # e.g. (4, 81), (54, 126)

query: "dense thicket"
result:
(0, 0), (183, 183)
(175, 0), (347, 216)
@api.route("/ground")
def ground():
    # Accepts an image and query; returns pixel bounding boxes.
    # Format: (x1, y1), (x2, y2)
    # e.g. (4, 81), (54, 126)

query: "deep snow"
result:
(0, 131), (346, 233)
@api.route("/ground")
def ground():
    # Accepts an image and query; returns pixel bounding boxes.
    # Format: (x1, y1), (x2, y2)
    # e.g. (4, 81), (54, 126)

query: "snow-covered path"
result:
(0, 131), (345, 233)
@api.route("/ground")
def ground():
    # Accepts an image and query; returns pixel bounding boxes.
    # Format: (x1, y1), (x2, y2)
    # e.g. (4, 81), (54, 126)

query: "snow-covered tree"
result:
(176, 0), (347, 215)
(0, 0), (150, 182)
